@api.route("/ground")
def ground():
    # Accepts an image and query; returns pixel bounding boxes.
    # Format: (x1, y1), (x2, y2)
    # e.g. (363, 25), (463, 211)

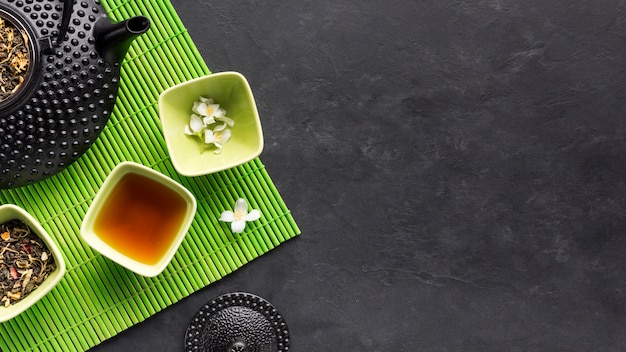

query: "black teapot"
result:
(0, 0), (150, 188)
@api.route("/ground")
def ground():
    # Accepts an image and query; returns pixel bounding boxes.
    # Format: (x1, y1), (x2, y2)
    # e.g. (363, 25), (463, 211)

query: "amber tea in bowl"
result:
(94, 173), (186, 264)
(80, 162), (196, 277)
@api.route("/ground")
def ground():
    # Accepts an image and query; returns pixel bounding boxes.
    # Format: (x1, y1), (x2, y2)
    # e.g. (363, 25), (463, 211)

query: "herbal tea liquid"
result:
(93, 173), (187, 265)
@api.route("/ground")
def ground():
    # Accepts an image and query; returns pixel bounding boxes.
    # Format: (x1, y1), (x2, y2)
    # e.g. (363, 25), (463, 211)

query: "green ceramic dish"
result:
(80, 162), (197, 277)
(0, 204), (66, 322)
(158, 71), (264, 176)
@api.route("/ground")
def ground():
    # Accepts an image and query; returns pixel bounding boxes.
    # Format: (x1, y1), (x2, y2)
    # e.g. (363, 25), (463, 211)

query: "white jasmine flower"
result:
(184, 114), (205, 136)
(193, 97), (226, 120)
(219, 198), (261, 233)
(185, 96), (235, 152)
(204, 124), (232, 153)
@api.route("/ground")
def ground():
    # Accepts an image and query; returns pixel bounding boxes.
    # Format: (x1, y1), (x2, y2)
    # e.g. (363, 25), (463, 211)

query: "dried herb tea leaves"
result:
(0, 219), (56, 307)
(0, 16), (30, 103)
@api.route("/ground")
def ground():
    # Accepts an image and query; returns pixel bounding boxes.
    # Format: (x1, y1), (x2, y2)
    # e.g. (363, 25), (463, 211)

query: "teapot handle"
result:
(55, 0), (74, 46)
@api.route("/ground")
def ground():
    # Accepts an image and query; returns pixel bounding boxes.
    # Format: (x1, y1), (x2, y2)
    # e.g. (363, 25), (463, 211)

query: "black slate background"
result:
(90, 0), (626, 351)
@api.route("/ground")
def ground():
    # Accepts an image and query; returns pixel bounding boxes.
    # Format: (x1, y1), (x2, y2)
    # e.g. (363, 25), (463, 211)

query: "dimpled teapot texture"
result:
(0, 0), (149, 188)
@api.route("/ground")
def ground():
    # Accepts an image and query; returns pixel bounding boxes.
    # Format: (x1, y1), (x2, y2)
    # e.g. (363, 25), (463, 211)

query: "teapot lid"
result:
(185, 292), (291, 352)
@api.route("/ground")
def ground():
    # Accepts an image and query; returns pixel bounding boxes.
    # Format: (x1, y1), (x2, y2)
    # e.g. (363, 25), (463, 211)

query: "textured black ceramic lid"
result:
(185, 292), (290, 352)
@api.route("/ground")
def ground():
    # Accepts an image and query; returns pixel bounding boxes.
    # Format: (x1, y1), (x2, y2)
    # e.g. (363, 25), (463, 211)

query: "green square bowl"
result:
(0, 204), (66, 322)
(158, 71), (264, 176)
(80, 162), (197, 277)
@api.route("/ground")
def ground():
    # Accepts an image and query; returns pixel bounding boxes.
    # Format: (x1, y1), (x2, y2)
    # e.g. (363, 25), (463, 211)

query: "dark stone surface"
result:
(90, 0), (626, 351)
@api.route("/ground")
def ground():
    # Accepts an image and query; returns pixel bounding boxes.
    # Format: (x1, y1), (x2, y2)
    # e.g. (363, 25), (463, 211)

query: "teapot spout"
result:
(94, 16), (150, 65)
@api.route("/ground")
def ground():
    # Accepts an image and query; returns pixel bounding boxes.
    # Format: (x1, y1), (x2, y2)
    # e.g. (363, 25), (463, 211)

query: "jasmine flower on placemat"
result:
(219, 198), (261, 233)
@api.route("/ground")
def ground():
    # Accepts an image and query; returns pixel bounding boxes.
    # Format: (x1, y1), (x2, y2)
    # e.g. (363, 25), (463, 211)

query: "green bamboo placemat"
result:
(0, 0), (300, 351)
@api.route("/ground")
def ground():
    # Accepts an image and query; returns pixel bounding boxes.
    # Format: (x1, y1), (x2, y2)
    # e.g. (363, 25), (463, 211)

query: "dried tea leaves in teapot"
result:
(0, 219), (56, 307)
(0, 16), (29, 103)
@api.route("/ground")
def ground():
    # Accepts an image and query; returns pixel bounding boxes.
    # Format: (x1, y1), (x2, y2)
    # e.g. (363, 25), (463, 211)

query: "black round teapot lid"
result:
(185, 292), (290, 352)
